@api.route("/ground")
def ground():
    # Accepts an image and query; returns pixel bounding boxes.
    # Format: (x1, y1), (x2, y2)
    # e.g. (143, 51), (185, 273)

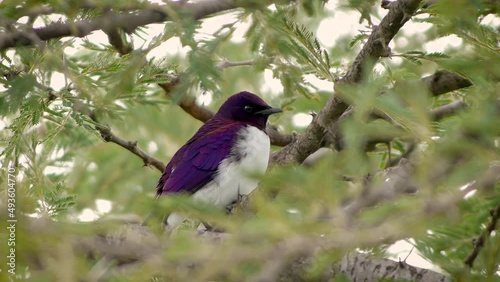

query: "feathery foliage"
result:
(0, 0), (499, 281)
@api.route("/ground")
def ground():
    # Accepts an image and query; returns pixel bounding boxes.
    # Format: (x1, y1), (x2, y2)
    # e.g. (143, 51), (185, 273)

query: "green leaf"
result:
(3, 74), (37, 114)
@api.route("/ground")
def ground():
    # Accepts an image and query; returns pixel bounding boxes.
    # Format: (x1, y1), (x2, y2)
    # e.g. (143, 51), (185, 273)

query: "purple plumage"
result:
(155, 91), (282, 228)
(156, 120), (243, 195)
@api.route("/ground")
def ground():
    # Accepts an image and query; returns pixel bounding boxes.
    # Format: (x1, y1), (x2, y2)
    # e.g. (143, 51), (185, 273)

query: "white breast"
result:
(192, 126), (270, 207)
(166, 126), (270, 229)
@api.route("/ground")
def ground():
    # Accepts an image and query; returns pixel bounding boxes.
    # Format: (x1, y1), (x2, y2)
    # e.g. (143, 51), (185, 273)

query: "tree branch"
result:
(95, 123), (166, 172)
(271, 0), (424, 165)
(0, 0), (239, 50)
(229, 160), (499, 280)
(431, 100), (467, 120)
(217, 59), (255, 69)
(464, 203), (500, 268)
(105, 28), (133, 56)
(422, 70), (473, 97)
(22, 217), (451, 282)
(336, 252), (451, 282)
(24, 161), (498, 281)
(71, 100), (165, 172)
(249, 235), (318, 282)
(343, 158), (418, 218)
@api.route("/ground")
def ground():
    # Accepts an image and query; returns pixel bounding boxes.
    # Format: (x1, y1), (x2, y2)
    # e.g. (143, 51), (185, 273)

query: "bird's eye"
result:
(244, 105), (253, 112)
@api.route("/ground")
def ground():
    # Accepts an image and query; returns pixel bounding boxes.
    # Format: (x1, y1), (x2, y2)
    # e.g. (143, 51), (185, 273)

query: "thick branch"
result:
(24, 160), (499, 281)
(271, 0), (424, 165)
(22, 217), (450, 282)
(344, 0), (423, 83)
(105, 28), (133, 56)
(25, 148), (500, 282)
(157, 75), (215, 123)
(431, 100), (467, 120)
(0, 1), (238, 50)
(422, 70), (473, 97)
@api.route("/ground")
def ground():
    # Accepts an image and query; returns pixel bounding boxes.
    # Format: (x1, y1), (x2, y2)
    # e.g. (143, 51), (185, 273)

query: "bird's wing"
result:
(156, 120), (243, 196)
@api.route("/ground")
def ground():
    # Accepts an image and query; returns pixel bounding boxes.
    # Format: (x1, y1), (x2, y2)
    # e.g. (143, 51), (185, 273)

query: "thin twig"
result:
(217, 59), (255, 69)
(463, 164), (500, 268)
(72, 99), (165, 172)
(464, 203), (500, 268)
(95, 123), (166, 172)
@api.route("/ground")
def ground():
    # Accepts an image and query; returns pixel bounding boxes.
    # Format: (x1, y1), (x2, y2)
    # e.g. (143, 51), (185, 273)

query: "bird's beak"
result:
(255, 107), (282, 116)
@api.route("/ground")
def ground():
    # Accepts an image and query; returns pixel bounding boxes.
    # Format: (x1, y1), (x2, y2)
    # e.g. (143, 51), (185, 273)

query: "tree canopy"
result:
(0, 0), (499, 281)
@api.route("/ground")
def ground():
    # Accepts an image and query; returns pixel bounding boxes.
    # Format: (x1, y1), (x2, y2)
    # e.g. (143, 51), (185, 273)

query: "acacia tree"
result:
(1, 0), (499, 281)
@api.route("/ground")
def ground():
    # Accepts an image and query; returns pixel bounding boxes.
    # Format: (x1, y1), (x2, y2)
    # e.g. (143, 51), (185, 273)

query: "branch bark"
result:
(0, 0), (238, 50)
(96, 123), (166, 172)
(79, 160), (500, 281)
(464, 202), (500, 268)
(335, 252), (451, 282)
(4, 1), (493, 280)
(431, 100), (467, 120)
(19, 148), (500, 282)
(271, 0), (424, 165)
(22, 217), (451, 282)
(71, 99), (166, 172)
(105, 28), (133, 56)
(422, 70), (473, 97)
(463, 168), (500, 268)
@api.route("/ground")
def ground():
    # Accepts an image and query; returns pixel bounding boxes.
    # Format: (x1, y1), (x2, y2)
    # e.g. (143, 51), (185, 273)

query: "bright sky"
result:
(4, 0), (499, 271)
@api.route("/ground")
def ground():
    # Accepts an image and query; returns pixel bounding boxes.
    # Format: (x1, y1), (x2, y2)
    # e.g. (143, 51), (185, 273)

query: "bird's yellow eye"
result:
(244, 105), (253, 112)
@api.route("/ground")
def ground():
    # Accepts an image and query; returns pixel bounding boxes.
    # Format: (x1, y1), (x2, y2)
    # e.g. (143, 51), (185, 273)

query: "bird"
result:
(156, 91), (282, 229)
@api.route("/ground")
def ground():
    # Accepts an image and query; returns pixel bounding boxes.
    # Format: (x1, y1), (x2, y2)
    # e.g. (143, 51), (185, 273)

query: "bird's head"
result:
(216, 91), (282, 130)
